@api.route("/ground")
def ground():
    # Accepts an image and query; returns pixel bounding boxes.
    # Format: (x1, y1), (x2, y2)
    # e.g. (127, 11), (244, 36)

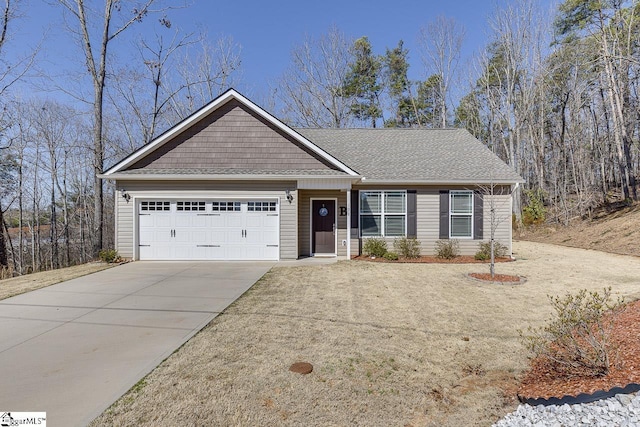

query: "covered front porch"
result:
(296, 177), (358, 259)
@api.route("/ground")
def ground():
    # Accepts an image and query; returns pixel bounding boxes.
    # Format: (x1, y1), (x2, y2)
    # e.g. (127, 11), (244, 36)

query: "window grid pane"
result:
(451, 192), (472, 213)
(248, 201), (277, 212)
(140, 201), (170, 211)
(385, 192), (406, 214)
(212, 201), (240, 212)
(360, 192), (381, 214)
(177, 201), (205, 211)
(450, 216), (472, 237)
(385, 215), (405, 237)
(361, 215), (381, 236)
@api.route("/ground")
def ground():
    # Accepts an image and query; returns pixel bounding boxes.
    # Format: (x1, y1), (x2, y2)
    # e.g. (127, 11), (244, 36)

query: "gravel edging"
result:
(494, 391), (640, 426)
(518, 383), (640, 406)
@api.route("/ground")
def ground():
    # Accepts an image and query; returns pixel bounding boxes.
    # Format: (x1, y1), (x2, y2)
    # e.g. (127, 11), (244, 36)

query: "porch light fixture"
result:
(285, 189), (294, 203)
(120, 189), (131, 203)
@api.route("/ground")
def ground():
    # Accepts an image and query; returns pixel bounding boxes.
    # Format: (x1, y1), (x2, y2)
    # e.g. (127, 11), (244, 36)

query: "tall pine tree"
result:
(342, 37), (382, 127)
(383, 40), (412, 127)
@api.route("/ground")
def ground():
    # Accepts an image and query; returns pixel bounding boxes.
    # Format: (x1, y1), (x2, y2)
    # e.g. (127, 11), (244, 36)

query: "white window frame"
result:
(359, 190), (407, 238)
(449, 190), (474, 239)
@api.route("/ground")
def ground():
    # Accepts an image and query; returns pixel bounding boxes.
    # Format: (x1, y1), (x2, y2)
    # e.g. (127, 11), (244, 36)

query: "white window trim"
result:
(359, 190), (407, 238)
(449, 190), (474, 239)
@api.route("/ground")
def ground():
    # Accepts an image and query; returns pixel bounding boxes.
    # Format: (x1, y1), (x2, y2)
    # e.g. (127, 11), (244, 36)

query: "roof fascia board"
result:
(103, 89), (358, 177)
(358, 179), (524, 185)
(100, 173), (361, 181)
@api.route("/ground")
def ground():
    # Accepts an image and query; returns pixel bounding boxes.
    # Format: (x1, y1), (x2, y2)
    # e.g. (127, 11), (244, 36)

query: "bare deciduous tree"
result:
(168, 35), (242, 120)
(56, 0), (161, 256)
(275, 26), (355, 128)
(418, 15), (465, 128)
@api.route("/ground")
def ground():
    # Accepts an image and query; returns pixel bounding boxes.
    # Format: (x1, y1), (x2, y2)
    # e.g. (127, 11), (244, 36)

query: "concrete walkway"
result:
(0, 261), (273, 426)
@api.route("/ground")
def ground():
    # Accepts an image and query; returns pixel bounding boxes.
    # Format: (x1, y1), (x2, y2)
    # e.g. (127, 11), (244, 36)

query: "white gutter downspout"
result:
(346, 189), (351, 260)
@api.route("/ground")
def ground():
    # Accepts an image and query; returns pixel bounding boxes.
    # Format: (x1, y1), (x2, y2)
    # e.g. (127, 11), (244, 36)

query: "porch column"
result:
(346, 189), (351, 259)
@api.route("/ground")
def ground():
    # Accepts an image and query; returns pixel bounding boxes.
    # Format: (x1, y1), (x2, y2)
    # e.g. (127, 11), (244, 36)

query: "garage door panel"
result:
(245, 215), (264, 228)
(173, 231), (190, 243)
(245, 246), (263, 260)
(179, 214), (206, 227)
(142, 229), (171, 244)
(139, 246), (153, 260)
(138, 215), (154, 228)
(225, 215), (243, 228)
(265, 246), (279, 259)
(173, 227), (208, 243)
(189, 231), (208, 243)
(139, 230), (155, 244)
(225, 245), (245, 260)
(138, 199), (279, 261)
(264, 230), (279, 244)
(225, 229), (244, 244)
(245, 230), (274, 245)
(154, 245), (173, 260)
(155, 216), (172, 228)
(205, 246), (224, 260)
(209, 230), (226, 244)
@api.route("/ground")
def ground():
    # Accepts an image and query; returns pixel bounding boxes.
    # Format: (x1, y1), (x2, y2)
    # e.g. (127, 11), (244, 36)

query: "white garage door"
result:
(138, 199), (279, 260)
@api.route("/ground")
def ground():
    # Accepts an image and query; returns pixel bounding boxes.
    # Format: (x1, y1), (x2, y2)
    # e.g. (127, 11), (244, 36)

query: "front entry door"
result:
(312, 200), (336, 255)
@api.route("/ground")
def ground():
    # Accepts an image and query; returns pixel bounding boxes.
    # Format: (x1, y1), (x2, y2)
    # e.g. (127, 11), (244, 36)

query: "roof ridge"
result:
(296, 127), (463, 131)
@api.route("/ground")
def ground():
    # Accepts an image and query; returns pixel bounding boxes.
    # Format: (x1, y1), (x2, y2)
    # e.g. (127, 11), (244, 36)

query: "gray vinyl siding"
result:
(126, 99), (338, 172)
(354, 185), (513, 256)
(298, 190), (348, 257)
(114, 179), (297, 260)
(115, 190), (134, 258)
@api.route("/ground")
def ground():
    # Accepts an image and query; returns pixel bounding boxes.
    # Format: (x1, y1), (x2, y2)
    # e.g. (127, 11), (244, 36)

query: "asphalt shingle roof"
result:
(296, 128), (523, 183)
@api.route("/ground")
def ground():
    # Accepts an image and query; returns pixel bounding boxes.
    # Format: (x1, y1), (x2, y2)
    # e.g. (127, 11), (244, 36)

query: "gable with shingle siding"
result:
(125, 99), (342, 173)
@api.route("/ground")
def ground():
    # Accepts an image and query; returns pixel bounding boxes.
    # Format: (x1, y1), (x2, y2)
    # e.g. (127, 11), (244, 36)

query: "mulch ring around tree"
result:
(517, 299), (640, 405)
(353, 256), (514, 264)
(468, 272), (525, 284)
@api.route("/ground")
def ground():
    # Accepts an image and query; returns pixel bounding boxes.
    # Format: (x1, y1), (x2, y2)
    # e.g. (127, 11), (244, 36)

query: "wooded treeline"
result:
(0, 0), (241, 276)
(0, 0), (639, 276)
(276, 0), (640, 224)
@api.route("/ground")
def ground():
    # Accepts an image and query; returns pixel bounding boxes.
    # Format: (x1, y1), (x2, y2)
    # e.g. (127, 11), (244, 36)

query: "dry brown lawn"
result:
(0, 262), (114, 300)
(92, 241), (640, 427)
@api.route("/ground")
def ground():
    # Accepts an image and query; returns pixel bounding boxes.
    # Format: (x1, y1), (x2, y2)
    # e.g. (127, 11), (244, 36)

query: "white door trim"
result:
(309, 197), (338, 257)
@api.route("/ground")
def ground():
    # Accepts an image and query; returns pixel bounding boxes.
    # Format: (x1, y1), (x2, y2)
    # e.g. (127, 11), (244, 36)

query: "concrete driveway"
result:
(0, 261), (273, 426)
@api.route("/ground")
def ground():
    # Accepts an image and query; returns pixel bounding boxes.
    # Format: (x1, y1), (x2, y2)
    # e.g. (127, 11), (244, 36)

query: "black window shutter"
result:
(407, 190), (417, 238)
(474, 191), (483, 240)
(439, 190), (449, 239)
(351, 190), (359, 238)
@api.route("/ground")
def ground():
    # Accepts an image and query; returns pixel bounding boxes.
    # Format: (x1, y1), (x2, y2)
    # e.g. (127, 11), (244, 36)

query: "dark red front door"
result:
(312, 200), (336, 254)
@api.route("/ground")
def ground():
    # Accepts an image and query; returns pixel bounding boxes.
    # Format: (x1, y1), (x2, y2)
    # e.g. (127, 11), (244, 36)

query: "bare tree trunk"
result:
(18, 155), (23, 274)
(63, 154), (70, 265)
(50, 176), (58, 269)
(0, 203), (8, 268)
(598, 10), (636, 201)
